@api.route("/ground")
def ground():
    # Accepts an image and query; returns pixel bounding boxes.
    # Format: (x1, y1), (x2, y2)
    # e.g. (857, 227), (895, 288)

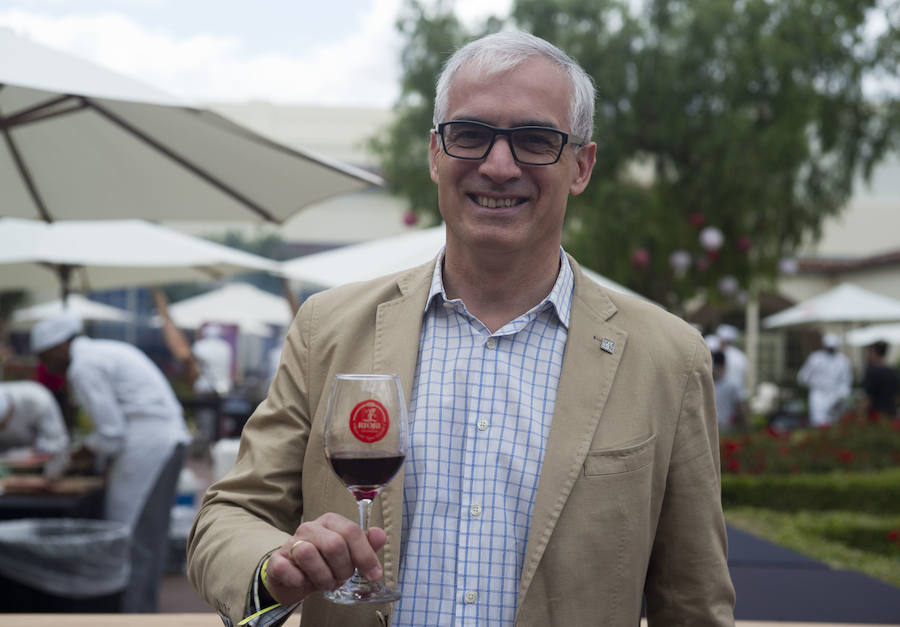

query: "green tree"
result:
(371, 0), (900, 310)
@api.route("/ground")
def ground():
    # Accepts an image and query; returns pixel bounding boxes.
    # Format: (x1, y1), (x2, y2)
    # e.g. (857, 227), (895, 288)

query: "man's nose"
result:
(478, 136), (521, 181)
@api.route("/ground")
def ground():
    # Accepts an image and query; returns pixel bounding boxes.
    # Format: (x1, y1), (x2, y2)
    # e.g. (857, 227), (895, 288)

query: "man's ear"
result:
(429, 131), (441, 184)
(569, 141), (597, 196)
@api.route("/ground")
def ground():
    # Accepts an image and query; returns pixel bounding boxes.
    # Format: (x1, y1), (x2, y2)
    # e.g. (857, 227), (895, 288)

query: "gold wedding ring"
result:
(288, 539), (308, 559)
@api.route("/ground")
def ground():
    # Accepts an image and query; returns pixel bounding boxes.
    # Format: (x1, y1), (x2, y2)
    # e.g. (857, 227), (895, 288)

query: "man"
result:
(861, 340), (898, 419)
(31, 311), (190, 612)
(716, 323), (748, 398)
(188, 31), (735, 626)
(192, 324), (234, 443)
(0, 380), (70, 479)
(712, 351), (748, 433)
(797, 333), (853, 426)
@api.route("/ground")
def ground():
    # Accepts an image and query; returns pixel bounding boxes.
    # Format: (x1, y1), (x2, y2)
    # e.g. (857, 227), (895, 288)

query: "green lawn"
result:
(725, 507), (900, 588)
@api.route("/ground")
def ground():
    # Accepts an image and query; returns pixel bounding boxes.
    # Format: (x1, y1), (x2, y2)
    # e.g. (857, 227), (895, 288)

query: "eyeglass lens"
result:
(442, 122), (566, 164)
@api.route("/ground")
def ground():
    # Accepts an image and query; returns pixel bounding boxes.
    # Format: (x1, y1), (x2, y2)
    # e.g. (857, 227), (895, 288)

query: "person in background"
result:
(30, 311), (190, 612)
(797, 332), (853, 427)
(713, 352), (748, 433)
(716, 323), (748, 398)
(861, 340), (899, 419)
(192, 324), (234, 444)
(0, 380), (70, 479)
(188, 30), (734, 627)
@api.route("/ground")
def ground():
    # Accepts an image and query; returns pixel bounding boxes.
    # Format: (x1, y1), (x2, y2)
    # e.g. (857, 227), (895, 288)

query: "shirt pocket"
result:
(583, 433), (657, 476)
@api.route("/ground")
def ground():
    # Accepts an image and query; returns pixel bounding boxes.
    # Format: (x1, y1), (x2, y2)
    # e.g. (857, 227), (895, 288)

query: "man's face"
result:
(38, 342), (70, 376)
(430, 56), (596, 259)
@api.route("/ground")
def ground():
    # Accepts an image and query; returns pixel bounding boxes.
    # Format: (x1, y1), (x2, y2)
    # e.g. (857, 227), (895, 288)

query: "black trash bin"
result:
(0, 518), (130, 612)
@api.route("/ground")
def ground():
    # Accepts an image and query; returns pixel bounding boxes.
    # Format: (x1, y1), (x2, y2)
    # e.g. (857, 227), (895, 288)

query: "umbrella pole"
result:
(152, 287), (199, 385)
(281, 278), (299, 317)
(58, 265), (71, 305)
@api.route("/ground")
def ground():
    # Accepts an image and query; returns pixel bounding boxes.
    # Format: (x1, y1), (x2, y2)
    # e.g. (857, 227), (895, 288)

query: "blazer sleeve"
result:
(186, 296), (316, 624)
(644, 334), (736, 625)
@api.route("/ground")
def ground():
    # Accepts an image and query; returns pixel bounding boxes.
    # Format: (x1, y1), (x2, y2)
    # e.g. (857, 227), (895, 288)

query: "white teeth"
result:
(475, 196), (518, 208)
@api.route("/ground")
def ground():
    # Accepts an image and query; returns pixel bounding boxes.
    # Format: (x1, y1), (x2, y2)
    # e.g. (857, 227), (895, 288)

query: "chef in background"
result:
(30, 311), (190, 612)
(0, 380), (70, 479)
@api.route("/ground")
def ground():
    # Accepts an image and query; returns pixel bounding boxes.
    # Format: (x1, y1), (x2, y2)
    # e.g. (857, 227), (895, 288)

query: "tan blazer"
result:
(187, 256), (735, 626)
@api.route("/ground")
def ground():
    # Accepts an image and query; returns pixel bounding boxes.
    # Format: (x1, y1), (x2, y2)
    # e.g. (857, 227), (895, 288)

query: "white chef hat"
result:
(704, 334), (722, 352)
(716, 324), (739, 342)
(30, 311), (83, 354)
(200, 324), (223, 339)
(823, 333), (840, 349)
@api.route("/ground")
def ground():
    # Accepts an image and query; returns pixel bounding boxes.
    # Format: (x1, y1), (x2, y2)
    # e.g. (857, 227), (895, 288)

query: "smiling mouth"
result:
(471, 195), (525, 208)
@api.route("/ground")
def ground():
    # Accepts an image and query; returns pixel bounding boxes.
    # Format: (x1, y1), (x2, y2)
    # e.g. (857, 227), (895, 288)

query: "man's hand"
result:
(264, 512), (387, 605)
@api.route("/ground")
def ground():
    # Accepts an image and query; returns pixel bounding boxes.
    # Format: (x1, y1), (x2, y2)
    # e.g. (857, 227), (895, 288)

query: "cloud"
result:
(0, 2), (404, 107)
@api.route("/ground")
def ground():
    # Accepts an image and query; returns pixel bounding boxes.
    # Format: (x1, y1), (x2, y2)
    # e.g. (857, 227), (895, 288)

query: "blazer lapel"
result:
(517, 264), (628, 607)
(371, 261), (433, 588)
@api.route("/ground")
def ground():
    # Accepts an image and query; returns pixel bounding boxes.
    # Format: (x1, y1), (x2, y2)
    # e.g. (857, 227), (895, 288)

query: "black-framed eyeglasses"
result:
(435, 120), (587, 166)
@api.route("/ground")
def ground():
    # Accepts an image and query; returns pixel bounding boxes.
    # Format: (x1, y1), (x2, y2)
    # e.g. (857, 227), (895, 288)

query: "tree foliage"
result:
(370, 0), (900, 310)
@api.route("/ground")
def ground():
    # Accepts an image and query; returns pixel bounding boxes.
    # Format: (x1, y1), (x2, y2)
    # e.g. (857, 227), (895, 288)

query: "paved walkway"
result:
(728, 525), (900, 624)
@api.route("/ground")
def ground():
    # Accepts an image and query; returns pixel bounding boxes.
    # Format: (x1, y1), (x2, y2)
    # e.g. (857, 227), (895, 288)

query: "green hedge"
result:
(721, 468), (900, 513)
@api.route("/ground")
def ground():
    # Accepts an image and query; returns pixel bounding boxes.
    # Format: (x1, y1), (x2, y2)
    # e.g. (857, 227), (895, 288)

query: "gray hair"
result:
(433, 30), (595, 142)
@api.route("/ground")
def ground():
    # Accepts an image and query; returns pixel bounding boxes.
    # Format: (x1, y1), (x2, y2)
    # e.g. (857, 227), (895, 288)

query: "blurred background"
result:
(1, 0), (899, 622)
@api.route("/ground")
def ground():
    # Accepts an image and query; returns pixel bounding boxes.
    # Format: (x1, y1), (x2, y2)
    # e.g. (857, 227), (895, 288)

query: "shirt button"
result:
(464, 590), (478, 604)
(476, 418), (489, 431)
(442, 301), (455, 309)
(485, 337), (497, 350)
(470, 503), (482, 517)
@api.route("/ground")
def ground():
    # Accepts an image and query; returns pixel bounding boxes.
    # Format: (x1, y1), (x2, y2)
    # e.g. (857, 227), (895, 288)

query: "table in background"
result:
(2, 617), (897, 627)
(0, 476), (105, 520)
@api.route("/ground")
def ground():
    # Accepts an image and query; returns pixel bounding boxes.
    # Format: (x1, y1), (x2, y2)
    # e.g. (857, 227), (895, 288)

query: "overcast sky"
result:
(0, 0), (512, 108)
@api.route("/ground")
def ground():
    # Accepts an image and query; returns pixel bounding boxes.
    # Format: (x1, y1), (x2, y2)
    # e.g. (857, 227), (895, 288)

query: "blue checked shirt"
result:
(393, 249), (573, 626)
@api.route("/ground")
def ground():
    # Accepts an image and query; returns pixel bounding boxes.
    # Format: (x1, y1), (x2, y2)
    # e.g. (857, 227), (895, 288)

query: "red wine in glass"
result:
(329, 451), (405, 501)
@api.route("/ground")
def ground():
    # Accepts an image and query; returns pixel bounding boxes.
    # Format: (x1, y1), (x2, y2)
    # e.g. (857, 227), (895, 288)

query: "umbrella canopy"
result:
(154, 283), (293, 335)
(10, 294), (134, 327)
(279, 224), (646, 299)
(847, 323), (900, 347)
(763, 283), (900, 329)
(0, 29), (381, 224)
(0, 217), (280, 295)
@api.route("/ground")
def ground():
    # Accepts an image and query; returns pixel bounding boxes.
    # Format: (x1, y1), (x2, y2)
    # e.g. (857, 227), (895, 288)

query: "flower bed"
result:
(720, 414), (900, 475)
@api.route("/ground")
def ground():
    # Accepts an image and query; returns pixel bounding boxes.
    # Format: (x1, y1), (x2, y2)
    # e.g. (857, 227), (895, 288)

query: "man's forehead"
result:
(444, 57), (571, 128)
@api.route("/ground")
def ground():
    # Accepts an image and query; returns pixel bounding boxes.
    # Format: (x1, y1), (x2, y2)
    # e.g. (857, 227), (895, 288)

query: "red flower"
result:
(723, 440), (741, 454)
(888, 529), (900, 542)
(837, 450), (854, 464)
(689, 212), (706, 228)
(726, 459), (741, 473)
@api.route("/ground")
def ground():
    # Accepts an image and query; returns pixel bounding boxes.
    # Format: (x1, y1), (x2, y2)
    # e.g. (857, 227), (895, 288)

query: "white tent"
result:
(280, 224), (645, 299)
(762, 283), (900, 329)
(158, 283), (294, 336)
(10, 294), (134, 327)
(0, 218), (280, 296)
(0, 28), (381, 224)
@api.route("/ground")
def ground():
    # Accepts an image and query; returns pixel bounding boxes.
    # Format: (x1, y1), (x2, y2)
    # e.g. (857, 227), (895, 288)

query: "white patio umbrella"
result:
(0, 217), (280, 296)
(0, 28), (381, 224)
(279, 224), (646, 299)
(847, 323), (900, 347)
(762, 283), (900, 329)
(154, 283), (293, 336)
(10, 294), (134, 327)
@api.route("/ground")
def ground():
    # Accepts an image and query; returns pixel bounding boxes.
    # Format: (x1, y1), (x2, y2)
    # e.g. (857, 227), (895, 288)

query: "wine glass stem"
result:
(350, 498), (374, 584)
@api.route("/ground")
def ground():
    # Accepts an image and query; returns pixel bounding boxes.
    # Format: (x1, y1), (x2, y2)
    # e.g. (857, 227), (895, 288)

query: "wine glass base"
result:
(323, 580), (402, 605)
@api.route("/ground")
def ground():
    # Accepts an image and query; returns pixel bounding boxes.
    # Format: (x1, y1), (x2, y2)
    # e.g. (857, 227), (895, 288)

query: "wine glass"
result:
(322, 373), (408, 604)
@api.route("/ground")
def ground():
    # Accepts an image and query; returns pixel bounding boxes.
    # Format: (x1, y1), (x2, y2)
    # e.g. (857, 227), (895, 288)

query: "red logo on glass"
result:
(349, 399), (390, 443)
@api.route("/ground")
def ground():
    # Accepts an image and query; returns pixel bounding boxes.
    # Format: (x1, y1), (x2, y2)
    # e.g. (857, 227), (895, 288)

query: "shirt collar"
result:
(424, 247), (574, 328)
